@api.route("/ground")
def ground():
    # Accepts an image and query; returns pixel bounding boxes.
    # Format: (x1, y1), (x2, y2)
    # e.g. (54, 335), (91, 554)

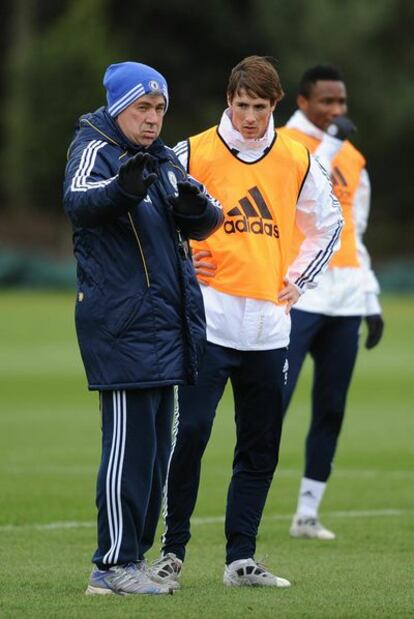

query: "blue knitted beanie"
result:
(103, 61), (169, 117)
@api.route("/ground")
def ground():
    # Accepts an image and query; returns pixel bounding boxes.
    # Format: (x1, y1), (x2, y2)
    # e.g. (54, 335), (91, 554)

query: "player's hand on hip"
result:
(278, 282), (301, 314)
(192, 249), (216, 282)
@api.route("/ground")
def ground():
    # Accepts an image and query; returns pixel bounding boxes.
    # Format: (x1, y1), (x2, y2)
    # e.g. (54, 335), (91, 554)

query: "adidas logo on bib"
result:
(224, 186), (279, 238)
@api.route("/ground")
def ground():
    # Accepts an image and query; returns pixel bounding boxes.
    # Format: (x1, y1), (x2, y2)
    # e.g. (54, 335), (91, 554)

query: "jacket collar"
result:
(218, 107), (275, 154)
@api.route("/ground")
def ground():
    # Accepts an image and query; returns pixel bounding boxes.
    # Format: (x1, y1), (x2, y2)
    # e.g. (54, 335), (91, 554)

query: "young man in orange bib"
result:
(278, 65), (384, 540)
(150, 56), (343, 588)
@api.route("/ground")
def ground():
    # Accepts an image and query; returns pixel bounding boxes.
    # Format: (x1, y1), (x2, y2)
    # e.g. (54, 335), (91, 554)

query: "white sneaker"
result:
(289, 514), (336, 540)
(149, 553), (182, 590)
(223, 558), (291, 588)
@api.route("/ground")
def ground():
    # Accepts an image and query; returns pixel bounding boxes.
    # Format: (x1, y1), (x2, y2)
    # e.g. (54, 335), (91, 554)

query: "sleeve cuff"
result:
(365, 292), (381, 316)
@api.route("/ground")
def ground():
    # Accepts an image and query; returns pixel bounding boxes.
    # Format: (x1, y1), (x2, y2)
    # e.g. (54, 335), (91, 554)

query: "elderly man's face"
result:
(116, 94), (166, 146)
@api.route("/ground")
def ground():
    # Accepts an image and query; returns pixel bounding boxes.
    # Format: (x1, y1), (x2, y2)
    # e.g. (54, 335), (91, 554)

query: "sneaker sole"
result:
(150, 577), (181, 590)
(289, 529), (336, 540)
(224, 576), (291, 588)
(85, 585), (117, 596)
(85, 584), (174, 596)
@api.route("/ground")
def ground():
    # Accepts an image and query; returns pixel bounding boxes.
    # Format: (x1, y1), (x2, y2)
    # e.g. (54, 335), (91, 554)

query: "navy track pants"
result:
(284, 309), (361, 482)
(93, 387), (173, 569)
(161, 342), (287, 564)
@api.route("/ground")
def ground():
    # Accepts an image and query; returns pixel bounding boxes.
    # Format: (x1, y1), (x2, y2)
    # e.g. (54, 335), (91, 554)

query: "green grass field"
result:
(0, 291), (413, 618)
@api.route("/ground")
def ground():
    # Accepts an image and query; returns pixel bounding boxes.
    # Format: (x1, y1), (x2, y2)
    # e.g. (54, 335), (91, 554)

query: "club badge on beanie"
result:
(104, 61), (169, 117)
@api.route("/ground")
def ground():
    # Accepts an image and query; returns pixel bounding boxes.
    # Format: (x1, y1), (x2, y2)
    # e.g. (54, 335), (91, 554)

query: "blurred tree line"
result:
(0, 0), (413, 260)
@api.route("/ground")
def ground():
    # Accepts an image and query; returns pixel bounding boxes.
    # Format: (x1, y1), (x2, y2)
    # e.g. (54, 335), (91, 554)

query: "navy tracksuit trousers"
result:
(284, 309), (361, 482)
(162, 342), (287, 564)
(93, 387), (173, 569)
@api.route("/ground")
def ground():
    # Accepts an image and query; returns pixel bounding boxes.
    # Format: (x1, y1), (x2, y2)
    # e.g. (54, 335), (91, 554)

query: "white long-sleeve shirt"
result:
(174, 110), (343, 350)
(286, 110), (381, 316)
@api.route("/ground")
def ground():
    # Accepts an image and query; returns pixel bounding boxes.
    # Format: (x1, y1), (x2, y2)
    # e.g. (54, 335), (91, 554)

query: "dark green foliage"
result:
(2, 0), (115, 213)
(1, 0), (413, 258)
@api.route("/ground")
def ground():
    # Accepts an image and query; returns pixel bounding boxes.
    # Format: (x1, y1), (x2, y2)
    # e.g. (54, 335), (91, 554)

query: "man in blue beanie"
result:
(63, 61), (223, 596)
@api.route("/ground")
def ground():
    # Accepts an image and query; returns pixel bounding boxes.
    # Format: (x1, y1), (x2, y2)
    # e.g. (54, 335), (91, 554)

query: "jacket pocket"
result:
(106, 290), (149, 339)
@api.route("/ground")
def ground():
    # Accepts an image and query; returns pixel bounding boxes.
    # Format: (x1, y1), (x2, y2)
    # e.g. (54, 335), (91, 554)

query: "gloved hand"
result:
(326, 116), (357, 141)
(365, 314), (384, 349)
(168, 181), (208, 215)
(118, 152), (158, 197)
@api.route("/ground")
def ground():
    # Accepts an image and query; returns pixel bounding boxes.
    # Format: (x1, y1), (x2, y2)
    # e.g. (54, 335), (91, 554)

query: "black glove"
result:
(326, 116), (357, 141)
(118, 152), (158, 197)
(168, 181), (208, 216)
(365, 314), (384, 349)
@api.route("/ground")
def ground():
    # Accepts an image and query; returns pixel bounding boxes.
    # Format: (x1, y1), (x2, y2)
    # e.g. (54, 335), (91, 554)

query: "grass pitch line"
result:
(276, 469), (414, 479)
(5, 467), (414, 478)
(0, 520), (96, 532)
(0, 508), (408, 533)
(191, 508), (405, 525)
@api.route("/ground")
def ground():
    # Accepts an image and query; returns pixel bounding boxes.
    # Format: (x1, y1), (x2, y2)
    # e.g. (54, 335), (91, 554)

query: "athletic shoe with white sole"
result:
(85, 562), (173, 595)
(289, 515), (336, 540)
(149, 553), (182, 589)
(223, 558), (291, 588)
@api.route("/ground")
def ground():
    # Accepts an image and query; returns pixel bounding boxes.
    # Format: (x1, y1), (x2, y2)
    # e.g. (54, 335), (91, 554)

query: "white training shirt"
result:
(285, 110), (381, 316)
(174, 110), (343, 350)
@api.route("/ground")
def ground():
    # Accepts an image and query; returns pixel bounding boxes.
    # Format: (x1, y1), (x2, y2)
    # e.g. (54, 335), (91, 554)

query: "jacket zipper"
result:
(127, 213), (151, 287)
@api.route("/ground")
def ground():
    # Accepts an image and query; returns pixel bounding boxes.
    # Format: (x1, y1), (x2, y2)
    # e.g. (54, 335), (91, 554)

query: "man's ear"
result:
(297, 94), (308, 112)
(226, 94), (232, 108)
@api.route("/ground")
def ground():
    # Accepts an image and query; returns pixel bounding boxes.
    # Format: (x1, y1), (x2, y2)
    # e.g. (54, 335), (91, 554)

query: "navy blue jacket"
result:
(63, 108), (222, 390)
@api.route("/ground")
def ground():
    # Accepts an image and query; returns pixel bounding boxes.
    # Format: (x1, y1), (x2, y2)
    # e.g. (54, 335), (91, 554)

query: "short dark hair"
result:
(227, 56), (284, 105)
(299, 65), (344, 98)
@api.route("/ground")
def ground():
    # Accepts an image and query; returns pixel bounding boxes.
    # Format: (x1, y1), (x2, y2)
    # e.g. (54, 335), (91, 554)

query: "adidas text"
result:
(224, 216), (279, 238)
